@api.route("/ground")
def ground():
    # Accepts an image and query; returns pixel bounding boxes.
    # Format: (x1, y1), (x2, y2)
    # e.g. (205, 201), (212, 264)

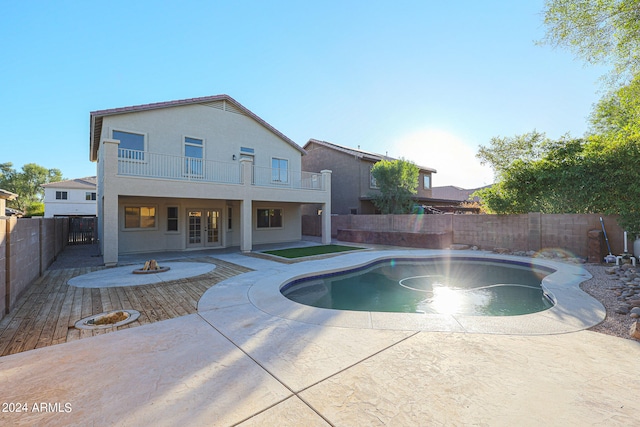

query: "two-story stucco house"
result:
(42, 177), (97, 218)
(301, 139), (435, 215)
(90, 95), (331, 266)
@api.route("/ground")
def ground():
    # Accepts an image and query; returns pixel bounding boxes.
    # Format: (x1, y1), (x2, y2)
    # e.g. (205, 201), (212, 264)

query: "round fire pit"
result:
(132, 259), (170, 274)
(75, 309), (140, 330)
(133, 266), (171, 274)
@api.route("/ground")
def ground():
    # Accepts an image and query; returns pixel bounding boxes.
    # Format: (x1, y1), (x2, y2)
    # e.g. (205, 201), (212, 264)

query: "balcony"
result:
(117, 149), (324, 190)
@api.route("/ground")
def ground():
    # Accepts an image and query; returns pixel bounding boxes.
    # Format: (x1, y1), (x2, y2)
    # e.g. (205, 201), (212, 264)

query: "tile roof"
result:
(304, 138), (437, 173)
(90, 95), (304, 161)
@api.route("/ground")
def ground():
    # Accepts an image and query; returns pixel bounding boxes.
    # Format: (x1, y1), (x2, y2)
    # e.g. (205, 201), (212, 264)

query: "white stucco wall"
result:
(43, 188), (97, 217)
(98, 104), (302, 171)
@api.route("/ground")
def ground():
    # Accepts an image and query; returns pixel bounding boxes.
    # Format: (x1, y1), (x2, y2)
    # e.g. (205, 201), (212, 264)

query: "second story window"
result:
(271, 158), (288, 183)
(423, 174), (431, 189)
(56, 191), (68, 200)
(113, 130), (145, 160)
(85, 192), (96, 201)
(370, 167), (378, 189)
(184, 137), (204, 176)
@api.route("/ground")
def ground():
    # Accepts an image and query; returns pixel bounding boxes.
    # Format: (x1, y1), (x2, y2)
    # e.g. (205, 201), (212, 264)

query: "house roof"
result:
(42, 177), (97, 190)
(431, 185), (490, 202)
(304, 139), (437, 173)
(0, 189), (18, 200)
(89, 94), (305, 161)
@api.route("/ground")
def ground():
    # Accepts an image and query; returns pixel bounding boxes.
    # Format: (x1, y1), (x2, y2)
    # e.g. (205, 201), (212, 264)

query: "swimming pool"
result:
(238, 250), (604, 334)
(281, 257), (555, 316)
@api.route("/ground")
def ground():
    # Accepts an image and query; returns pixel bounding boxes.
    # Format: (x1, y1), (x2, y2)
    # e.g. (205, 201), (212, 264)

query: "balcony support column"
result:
(102, 139), (120, 266)
(240, 158), (253, 252)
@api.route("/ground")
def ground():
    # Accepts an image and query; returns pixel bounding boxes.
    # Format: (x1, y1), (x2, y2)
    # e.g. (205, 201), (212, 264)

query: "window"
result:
(227, 206), (233, 231)
(257, 208), (283, 228)
(113, 130), (145, 160)
(423, 174), (431, 189)
(167, 207), (179, 231)
(370, 167), (378, 189)
(124, 206), (156, 229)
(240, 146), (255, 161)
(184, 137), (203, 176)
(85, 192), (96, 201)
(56, 191), (68, 200)
(271, 158), (288, 183)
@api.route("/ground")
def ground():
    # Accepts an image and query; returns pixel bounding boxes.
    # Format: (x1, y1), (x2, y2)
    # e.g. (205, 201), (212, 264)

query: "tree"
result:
(475, 130), (549, 178)
(590, 73), (640, 135)
(474, 136), (595, 214)
(0, 162), (63, 212)
(369, 159), (419, 214)
(541, 0), (640, 80)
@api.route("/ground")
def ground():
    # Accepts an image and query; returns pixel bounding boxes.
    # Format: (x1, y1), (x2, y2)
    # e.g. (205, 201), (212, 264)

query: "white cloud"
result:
(390, 129), (494, 189)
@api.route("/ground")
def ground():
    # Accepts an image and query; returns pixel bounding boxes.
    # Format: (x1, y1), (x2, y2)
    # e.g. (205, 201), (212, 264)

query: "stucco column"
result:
(240, 158), (253, 252)
(102, 139), (120, 266)
(321, 169), (332, 245)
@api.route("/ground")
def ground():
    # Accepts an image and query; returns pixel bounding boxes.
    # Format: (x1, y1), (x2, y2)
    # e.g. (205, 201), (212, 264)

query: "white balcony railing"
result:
(252, 165), (324, 190)
(117, 149), (325, 190)
(118, 149), (242, 184)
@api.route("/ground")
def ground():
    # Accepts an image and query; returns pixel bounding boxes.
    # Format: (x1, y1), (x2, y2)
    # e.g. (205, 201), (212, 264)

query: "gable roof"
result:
(90, 95), (305, 161)
(42, 176), (97, 190)
(304, 139), (437, 173)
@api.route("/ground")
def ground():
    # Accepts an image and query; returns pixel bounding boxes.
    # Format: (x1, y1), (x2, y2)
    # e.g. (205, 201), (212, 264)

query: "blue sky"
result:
(1, 1), (606, 188)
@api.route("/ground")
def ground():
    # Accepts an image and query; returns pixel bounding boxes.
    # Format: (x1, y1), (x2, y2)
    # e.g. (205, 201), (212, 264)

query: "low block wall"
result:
(337, 229), (453, 249)
(1, 217), (68, 320)
(303, 213), (625, 259)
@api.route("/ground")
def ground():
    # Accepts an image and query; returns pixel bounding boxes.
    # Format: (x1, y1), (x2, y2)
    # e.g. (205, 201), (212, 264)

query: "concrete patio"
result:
(1, 243), (639, 426)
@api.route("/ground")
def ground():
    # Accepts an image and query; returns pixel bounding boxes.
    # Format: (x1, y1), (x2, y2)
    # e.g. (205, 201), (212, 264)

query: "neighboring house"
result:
(0, 189), (18, 218)
(429, 185), (492, 213)
(90, 95), (331, 266)
(301, 139), (436, 215)
(431, 185), (488, 203)
(42, 177), (97, 218)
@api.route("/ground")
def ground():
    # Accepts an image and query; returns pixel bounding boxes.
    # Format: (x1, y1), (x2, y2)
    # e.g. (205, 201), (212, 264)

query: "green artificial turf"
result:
(263, 244), (364, 259)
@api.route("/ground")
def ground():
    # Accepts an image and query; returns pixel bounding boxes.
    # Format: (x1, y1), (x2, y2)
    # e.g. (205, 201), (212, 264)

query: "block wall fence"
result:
(302, 213), (626, 259)
(0, 217), (68, 321)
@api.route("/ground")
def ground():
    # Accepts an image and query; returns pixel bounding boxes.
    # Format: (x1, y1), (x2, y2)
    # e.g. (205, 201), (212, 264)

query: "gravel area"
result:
(581, 263), (639, 340)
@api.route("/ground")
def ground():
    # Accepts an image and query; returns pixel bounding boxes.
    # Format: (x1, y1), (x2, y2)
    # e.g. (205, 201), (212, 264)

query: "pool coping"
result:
(202, 249), (605, 335)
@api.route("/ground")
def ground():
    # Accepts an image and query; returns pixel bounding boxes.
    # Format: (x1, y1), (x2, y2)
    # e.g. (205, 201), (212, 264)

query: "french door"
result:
(187, 209), (220, 248)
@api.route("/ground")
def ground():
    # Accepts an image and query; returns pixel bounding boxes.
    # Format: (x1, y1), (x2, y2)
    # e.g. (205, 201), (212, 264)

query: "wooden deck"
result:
(0, 257), (252, 357)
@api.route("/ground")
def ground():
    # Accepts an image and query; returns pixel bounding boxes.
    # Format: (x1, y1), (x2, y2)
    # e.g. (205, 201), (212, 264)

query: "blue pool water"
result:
(281, 257), (555, 316)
